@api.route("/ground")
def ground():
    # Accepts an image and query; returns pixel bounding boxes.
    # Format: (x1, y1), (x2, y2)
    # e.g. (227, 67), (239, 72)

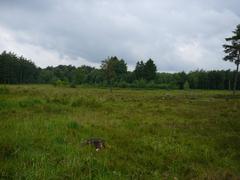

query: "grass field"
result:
(0, 85), (240, 179)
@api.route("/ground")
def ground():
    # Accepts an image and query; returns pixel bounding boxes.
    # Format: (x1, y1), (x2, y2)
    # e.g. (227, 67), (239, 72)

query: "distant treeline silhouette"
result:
(0, 51), (239, 90)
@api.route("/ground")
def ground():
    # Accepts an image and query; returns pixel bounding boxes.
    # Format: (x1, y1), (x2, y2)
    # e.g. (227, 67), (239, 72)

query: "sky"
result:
(0, 0), (239, 72)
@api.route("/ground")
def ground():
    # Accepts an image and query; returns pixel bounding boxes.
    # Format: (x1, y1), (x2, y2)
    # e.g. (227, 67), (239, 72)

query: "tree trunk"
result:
(233, 62), (239, 95)
(110, 84), (112, 93)
(229, 79), (231, 90)
(109, 80), (112, 93)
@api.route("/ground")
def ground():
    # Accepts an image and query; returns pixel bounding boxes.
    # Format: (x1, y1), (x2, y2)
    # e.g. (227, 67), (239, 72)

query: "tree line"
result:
(0, 51), (39, 84)
(0, 24), (239, 92)
(0, 51), (239, 90)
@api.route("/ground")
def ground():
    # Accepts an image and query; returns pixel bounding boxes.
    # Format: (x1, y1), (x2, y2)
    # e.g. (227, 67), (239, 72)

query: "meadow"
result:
(0, 85), (240, 179)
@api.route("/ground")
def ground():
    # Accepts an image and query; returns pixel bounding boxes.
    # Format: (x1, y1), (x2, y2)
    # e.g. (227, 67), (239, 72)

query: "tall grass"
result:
(0, 85), (239, 179)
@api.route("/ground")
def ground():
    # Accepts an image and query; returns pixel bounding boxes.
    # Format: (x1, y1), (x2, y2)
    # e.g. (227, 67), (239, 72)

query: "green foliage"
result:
(175, 71), (187, 89)
(47, 95), (70, 105)
(39, 69), (56, 83)
(134, 59), (157, 81)
(184, 81), (190, 90)
(223, 24), (240, 64)
(52, 79), (69, 87)
(144, 59), (157, 81)
(117, 81), (128, 88)
(101, 56), (127, 91)
(1, 51), (240, 90)
(0, 100), (10, 110)
(67, 121), (80, 129)
(223, 24), (240, 94)
(0, 86), (9, 94)
(134, 61), (145, 80)
(19, 98), (43, 108)
(155, 83), (170, 89)
(0, 51), (39, 84)
(134, 79), (147, 88)
(69, 82), (77, 88)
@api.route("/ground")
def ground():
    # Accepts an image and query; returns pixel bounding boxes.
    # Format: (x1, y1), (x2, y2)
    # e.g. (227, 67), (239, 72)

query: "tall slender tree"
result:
(223, 24), (240, 95)
(134, 61), (145, 80)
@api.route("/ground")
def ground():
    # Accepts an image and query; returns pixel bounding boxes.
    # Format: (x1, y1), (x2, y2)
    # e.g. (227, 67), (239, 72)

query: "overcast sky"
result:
(0, 0), (239, 71)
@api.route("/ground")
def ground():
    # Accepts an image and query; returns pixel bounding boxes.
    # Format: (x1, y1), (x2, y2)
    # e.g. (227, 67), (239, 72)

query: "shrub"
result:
(117, 81), (128, 88)
(53, 80), (69, 87)
(168, 82), (179, 90)
(146, 81), (156, 89)
(70, 83), (77, 88)
(156, 84), (170, 89)
(184, 81), (190, 90)
(134, 79), (147, 88)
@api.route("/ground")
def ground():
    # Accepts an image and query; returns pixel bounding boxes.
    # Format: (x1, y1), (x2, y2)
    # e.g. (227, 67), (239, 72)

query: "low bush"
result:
(69, 83), (77, 88)
(52, 80), (69, 87)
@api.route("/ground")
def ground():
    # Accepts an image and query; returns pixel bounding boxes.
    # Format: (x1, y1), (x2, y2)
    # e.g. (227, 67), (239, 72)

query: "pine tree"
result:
(223, 24), (240, 95)
(144, 59), (157, 81)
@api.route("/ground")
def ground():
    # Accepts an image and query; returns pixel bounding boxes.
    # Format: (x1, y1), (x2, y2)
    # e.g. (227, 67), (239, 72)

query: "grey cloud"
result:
(0, 0), (239, 71)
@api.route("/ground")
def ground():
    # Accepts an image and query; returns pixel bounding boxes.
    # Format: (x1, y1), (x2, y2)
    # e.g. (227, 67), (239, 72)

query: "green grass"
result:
(0, 85), (240, 179)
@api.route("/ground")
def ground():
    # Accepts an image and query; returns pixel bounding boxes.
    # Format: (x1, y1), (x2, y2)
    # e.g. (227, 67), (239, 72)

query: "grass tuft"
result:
(67, 121), (80, 129)
(0, 86), (9, 94)
(71, 97), (102, 108)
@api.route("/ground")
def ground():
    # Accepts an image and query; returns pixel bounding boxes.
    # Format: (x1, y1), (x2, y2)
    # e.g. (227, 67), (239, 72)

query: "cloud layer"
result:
(0, 0), (239, 71)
